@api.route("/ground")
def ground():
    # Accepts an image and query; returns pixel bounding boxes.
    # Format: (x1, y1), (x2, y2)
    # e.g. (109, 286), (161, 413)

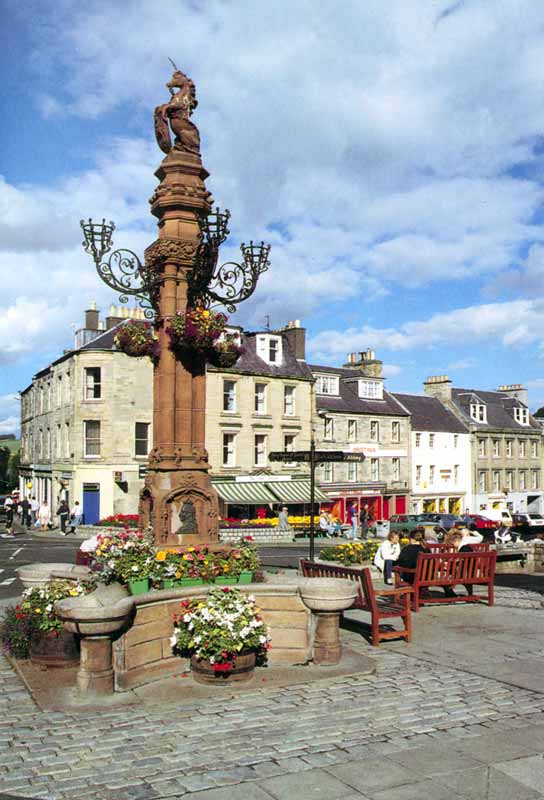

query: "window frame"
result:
(254, 434), (267, 467)
(135, 422), (150, 457)
(254, 382), (267, 415)
(283, 385), (295, 416)
(84, 367), (102, 401)
(222, 432), (236, 467)
(315, 374), (340, 396)
(83, 420), (101, 458)
(223, 379), (237, 413)
(392, 421), (400, 443)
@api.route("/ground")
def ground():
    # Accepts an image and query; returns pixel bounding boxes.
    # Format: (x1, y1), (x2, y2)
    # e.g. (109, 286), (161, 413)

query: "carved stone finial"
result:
(154, 68), (201, 156)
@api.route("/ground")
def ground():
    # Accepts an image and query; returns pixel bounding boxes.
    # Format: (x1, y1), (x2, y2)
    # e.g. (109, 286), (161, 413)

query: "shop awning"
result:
(213, 481), (278, 504)
(267, 479), (329, 503)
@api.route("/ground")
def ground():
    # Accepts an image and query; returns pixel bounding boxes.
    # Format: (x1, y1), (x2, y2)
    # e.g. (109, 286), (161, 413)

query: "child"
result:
(374, 531), (401, 585)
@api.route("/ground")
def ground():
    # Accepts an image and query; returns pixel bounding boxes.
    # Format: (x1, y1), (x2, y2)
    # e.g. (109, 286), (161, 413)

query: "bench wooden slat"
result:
(300, 560), (412, 647)
(393, 550), (497, 612)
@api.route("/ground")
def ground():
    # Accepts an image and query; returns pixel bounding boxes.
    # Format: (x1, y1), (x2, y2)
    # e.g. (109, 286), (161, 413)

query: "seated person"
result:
(319, 511), (335, 538)
(373, 532), (400, 585)
(395, 529), (426, 584)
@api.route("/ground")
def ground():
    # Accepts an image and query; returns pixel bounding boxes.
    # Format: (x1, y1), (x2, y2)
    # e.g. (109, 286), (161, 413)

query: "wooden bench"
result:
(299, 559), (412, 647)
(393, 550), (497, 612)
(425, 543), (490, 553)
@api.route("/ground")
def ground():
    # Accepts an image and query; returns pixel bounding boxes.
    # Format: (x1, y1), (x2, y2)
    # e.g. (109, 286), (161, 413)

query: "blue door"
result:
(83, 483), (100, 525)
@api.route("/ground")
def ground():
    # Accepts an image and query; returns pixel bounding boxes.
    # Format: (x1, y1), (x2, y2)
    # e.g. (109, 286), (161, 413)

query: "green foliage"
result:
(20, 580), (91, 634)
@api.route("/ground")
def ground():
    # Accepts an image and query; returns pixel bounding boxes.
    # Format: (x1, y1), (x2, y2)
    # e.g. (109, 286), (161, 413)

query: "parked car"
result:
(512, 513), (544, 530)
(460, 514), (497, 531)
(388, 514), (425, 533)
(426, 513), (463, 530)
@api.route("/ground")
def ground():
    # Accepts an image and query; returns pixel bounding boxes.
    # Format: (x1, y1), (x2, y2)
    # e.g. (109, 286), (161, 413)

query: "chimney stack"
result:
(85, 300), (99, 331)
(343, 348), (383, 378)
(498, 383), (528, 407)
(281, 319), (306, 360)
(423, 375), (452, 402)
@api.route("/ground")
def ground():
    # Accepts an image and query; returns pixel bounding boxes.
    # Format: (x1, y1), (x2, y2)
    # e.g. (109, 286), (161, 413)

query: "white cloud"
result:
(448, 357), (478, 370)
(308, 299), (544, 362)
(0, 417), (19, 435)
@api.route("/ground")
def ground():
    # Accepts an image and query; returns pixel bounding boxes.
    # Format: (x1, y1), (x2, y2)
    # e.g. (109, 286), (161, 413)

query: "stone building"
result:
(310, 350), (411, 522)
(424, 376), (544, 516)
(19, 305), (153, 523)
(207, 321), (319, 516)
(393, 393), (471, 515)
(19, 311), (317, 523)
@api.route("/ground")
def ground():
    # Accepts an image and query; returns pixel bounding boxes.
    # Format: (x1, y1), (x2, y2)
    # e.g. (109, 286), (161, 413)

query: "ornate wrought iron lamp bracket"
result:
(189, 208), (271, 313)
(80, 218), (159, 319)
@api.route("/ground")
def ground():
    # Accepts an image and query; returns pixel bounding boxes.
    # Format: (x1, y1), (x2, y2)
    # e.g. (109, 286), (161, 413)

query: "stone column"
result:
(77, 637), (114, 695)
(142, 149), (219, 546)
(312, 611), (343, 666)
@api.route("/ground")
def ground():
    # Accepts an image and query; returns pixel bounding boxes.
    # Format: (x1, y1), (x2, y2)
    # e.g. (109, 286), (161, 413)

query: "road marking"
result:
(0, 578), (15, 586)
(9, 548), (22, 560)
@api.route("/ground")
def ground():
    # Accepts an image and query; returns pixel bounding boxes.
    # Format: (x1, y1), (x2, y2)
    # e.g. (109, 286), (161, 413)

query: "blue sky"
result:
(3, 0), (544, 434)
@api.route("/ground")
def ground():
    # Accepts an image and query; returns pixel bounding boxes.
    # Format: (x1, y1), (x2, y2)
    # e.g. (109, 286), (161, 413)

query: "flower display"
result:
(90, 529), (156, 583)
(113, 320), (159, 360)
(19, 580), (93, 635)
(318, 541), (380, 566)
(97, 514), (140, 528)
(151, 540), (260, 583)
(167, 305), (227, 352)
(171, 587), (270, 670)
(220, 515), (320, 529)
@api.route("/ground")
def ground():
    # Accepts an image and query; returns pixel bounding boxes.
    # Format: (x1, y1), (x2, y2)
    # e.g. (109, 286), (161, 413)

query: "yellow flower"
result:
(188, 547), (195, 552)
(182, 554), (190, 561)
(202, 310), (210, 317)
(35, 608), (41, 613)
(175, 572), (181, 578)
(69, 589), (79, 596)
(156, 551), (167, 562)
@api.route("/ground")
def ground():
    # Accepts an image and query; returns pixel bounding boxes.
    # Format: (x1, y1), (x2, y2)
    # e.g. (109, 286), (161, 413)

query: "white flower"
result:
(131, 566), (139, 573)
(183, 613), (192, 623)
(193, 635), (202, 645)
(209, 656), (215, 664)
(259, 635), (267, 644)
(169, 634), (177, 647)
(45, 604), (52, 613)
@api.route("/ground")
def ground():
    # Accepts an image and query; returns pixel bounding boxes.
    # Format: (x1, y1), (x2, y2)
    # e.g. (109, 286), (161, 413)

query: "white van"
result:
(480, 505), (513, 527)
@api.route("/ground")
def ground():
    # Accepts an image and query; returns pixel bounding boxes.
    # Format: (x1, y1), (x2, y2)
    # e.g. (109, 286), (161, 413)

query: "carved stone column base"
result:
(77, 638), (114, 695)
(144, 466), (219, 546)
(313, 611), (342, 666)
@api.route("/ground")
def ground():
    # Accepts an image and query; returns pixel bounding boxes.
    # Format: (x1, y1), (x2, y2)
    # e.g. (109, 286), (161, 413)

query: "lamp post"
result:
(80, 67), (270, 547)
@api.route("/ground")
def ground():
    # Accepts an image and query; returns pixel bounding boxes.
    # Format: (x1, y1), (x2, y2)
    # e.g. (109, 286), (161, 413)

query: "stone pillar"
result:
(77, 637), (114, 695)
(312, 611), (342, 666)
(142, 150), (220, 546)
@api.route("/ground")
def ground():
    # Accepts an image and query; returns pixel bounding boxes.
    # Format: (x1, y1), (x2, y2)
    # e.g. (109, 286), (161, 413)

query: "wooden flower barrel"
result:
(29, 629), (80, 668)
(190, 652), (255, 684)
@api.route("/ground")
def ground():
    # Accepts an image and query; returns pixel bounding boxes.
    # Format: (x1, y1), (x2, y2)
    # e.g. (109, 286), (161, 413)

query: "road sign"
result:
(269, 450), (365, 463)
(138, 465), (148, 479)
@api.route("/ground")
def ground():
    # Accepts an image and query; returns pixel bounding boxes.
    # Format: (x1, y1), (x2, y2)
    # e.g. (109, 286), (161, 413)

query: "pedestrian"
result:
(396, 529), (426, 584)
(373, 531), (400, 585)
(57, 499), (70, 534)
(277, 506), (292, 532)
(347, 502), (358, 540)
(38, 500), (52, 530)
(20, 496), (31, 528)
(319, 511), (335, 538)
(359, 503), (370, 540)
(30, 496), (39, 526)
(3, 495), (15, 537)
(70, 500), (83, 531)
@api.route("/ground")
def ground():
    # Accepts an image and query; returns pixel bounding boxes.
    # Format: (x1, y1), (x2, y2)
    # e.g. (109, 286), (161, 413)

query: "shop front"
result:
(320, 484), (408, 523)
(213, 475), (329, 521)
(413, 495), (463, 515)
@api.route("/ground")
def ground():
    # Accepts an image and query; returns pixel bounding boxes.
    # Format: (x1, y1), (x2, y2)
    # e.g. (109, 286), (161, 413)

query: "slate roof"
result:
(393, 393), (468, 433)
(309, 365), (410, 417)
(451, 387), (540, 432)
(79, 323), (124, 351)
(209, 332), (314, 381)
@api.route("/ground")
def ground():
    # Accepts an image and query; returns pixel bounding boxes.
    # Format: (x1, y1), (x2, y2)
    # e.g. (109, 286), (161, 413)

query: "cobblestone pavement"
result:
(1, 587), (544, 799)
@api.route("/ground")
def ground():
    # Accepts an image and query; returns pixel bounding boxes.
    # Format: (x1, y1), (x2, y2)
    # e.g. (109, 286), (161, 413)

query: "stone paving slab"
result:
(1, 586), (544, 798)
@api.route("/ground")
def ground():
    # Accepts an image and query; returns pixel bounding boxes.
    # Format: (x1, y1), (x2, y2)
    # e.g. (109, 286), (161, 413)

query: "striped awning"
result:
(267, 480), (329, 503)
(213, 481), (278, 504)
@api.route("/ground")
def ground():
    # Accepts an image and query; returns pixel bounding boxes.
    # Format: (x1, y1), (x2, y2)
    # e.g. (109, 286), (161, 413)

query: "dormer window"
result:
(514, 407), (529, 425)
(470, 403), (487, 423)
(358, 379), (383, 400)
(256, 335), (282, 366)
(316, 374), (339, 395)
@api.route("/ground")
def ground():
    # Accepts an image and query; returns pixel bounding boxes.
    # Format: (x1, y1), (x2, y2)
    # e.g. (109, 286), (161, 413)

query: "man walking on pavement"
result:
(30, 496), (39, 526)
(70, 500), (83, 532)
(20, 496), (31, 528)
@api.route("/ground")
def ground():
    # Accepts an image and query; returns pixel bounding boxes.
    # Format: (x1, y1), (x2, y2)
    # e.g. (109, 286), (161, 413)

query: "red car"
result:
(461, 514), (496, 530)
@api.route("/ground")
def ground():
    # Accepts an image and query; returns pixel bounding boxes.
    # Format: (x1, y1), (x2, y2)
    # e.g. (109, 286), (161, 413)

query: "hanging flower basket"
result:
(208, 338), (245, 368)
(114, 320), (159, 361)
(167, 306), (227, 354)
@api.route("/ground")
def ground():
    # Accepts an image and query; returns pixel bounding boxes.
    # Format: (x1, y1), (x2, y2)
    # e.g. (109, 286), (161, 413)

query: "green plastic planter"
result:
(238, 571), (253, 584)
(180, 578), (204, 587)
(162, 579), (176, 589)
(128, 578), (150, 595)
(215, 576), (233, 585)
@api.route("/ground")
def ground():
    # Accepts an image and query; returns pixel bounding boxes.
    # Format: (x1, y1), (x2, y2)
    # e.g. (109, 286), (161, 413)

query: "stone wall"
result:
(77, 525), (296, 544)
(113, 584), (312, 691)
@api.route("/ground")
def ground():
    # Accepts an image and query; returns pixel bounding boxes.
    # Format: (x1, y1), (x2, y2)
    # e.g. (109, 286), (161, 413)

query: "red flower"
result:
(213, 662), (233, 672)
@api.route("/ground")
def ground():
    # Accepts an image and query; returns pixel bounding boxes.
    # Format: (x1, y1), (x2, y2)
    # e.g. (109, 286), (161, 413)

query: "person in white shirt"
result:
(38, 501), (52, 530)
(30, 497), (39, 526)
(374, 532), (401, 585)
(70, 501), (83, 531)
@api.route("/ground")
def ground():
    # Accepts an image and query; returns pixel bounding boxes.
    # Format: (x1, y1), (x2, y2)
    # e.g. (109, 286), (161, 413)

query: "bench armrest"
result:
(393, 566), (415, 574)
(375, 587), (413, 597)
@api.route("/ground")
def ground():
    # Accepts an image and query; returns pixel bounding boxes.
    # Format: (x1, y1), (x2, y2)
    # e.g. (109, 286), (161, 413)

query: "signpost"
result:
(269, 444), (365, 561)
